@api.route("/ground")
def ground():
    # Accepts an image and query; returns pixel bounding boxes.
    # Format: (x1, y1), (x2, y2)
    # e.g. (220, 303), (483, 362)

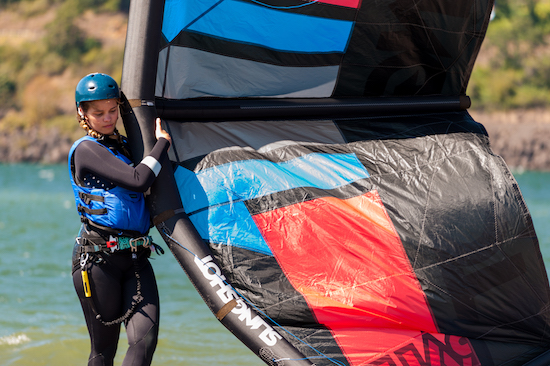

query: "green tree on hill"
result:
(469, 0), (550, 109)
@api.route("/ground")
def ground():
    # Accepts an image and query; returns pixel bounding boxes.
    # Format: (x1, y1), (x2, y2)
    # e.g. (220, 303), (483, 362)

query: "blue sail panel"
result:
(162, 0), (354, 53)
(176, 153), (370, 212)
(174, 152), (370, 255)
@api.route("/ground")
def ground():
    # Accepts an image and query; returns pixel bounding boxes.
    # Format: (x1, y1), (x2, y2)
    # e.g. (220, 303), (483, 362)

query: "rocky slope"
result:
(1, 110), (549, 171)
(0, 126), (73, 164)
(471, 109), (550, 171)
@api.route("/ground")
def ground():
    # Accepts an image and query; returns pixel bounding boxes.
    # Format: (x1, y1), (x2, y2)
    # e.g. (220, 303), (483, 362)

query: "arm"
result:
(74, 119), (171, 192)
(74, 137), (170, 192)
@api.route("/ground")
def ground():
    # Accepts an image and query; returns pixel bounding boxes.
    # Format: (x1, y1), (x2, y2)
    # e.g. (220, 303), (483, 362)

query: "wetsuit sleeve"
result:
(73, 138), (170, 192)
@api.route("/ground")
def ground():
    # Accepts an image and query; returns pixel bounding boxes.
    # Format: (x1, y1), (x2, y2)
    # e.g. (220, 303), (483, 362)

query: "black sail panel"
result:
(121, 0), (550, 365)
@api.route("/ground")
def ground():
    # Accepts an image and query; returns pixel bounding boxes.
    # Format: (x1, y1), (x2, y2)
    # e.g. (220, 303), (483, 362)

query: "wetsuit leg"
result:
(121, 258), (159, 366)
(73, 260), (123, 366)
(73, 248), (160, 366)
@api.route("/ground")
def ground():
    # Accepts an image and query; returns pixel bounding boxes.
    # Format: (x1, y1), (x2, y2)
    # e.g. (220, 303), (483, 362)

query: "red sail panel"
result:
(331, 329), (480, 365)
(253, 190), (456, 364)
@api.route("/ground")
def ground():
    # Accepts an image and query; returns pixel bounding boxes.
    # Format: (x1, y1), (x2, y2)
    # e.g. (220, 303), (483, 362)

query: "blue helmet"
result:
(75, 73), (120, 109)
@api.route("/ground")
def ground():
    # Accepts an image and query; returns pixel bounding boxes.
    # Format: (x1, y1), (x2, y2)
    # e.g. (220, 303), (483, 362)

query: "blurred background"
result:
(1, 0), (550, 169)
(0, 1), (549, 365)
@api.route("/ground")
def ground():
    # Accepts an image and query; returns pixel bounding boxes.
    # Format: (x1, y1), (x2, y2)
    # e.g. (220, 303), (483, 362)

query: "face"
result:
(80, 99), (119, 135)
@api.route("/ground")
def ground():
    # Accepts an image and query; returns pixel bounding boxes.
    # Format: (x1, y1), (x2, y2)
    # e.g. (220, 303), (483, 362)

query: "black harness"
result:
(77, 233), (163, 326)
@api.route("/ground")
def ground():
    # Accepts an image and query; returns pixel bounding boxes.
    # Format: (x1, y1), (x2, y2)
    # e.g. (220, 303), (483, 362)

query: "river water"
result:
(0, 164), (548, 365)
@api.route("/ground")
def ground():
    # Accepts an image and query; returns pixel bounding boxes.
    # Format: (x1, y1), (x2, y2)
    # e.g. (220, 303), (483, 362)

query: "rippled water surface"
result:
(0, 164), (548, 365)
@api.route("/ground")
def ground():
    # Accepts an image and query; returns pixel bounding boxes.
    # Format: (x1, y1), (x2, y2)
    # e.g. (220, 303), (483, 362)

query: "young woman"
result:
(69, 72), (171, 366)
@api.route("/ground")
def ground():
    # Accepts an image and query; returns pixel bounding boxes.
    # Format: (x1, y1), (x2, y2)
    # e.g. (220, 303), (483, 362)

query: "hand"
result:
(155, 118), (171, 144)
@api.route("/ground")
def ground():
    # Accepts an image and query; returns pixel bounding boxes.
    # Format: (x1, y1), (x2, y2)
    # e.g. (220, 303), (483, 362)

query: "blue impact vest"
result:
(68, 136), (150, 235)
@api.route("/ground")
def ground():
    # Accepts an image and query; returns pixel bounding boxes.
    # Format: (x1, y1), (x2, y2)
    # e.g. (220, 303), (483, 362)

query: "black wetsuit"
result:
(71, 136), (170, 366)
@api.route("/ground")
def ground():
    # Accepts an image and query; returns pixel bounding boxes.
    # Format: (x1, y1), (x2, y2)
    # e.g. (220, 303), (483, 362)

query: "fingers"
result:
(155, 117), (171, 143)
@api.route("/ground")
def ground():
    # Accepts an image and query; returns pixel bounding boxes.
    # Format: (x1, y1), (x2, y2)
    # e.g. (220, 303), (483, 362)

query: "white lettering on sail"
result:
(194, 255), (281, 346)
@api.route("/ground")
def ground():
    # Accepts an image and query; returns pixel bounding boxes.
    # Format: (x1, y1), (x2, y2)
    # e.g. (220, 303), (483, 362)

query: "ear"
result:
(78, 107), (85, 118)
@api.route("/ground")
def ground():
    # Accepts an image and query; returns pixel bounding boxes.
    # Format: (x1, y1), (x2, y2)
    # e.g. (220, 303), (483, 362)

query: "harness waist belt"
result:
(78, 235), (152, 253)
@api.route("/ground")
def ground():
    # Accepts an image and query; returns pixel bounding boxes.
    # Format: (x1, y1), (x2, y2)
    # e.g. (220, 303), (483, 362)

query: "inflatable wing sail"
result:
(120, 0), (550, 365)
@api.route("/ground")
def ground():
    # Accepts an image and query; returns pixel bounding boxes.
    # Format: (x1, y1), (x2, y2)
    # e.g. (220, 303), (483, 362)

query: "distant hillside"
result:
(1, 0), (550, 170)
(0, 0), (128, 132)
(470, 0), (550, 110)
